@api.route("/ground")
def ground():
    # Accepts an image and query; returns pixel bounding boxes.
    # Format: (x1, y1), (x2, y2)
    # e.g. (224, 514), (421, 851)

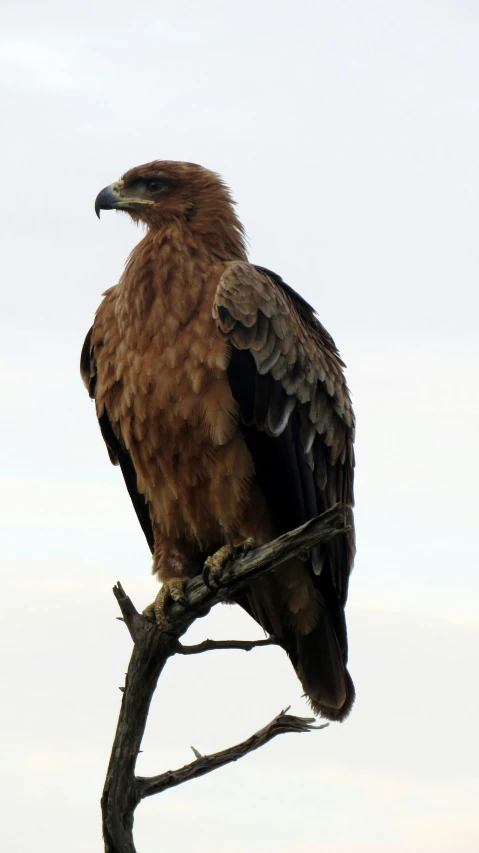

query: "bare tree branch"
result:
(176, 636), (279, 654)
(162, 502), (352, 636)
(137, 708), (327, 800)
(101, 506), (350, 852)
(102, 588), (178, 853)
(112, 582), (145, 642)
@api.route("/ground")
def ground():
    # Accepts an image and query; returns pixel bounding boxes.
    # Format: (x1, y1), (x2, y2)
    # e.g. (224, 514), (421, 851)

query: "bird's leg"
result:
(143, 578), (195, 632)
(202, 536), (256, 591)
(145, 537), (201, 631)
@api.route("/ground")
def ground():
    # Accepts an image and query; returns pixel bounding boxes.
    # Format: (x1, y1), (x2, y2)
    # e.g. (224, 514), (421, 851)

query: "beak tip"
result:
(95, 185), (119, 219)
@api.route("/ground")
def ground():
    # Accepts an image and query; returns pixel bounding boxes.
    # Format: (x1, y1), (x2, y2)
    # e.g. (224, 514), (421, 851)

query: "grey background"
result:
(1, 1), (478, 850)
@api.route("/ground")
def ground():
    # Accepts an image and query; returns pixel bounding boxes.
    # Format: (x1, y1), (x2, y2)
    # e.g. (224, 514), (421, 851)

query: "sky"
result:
(1, 0), (479, 850)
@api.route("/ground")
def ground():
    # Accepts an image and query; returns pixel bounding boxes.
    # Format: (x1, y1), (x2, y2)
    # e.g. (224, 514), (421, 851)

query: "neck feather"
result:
(116, 222), (237, 336)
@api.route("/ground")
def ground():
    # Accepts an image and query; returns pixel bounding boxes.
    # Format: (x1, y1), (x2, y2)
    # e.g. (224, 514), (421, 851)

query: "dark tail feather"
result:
(238, 577), (355, 722)
(291, 611), (355, 722)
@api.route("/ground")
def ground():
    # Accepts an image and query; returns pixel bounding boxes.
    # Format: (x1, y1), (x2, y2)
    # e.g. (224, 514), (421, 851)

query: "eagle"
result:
(81, 161), (356, 721)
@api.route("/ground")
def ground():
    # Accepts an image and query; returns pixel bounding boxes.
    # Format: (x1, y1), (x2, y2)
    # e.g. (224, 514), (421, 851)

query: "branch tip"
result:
(137, 704), (325, 800)
(190, 746), (203, 759)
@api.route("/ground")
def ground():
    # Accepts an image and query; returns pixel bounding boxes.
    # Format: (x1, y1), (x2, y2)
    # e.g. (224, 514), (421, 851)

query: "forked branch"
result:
(101, 504), (350, 853)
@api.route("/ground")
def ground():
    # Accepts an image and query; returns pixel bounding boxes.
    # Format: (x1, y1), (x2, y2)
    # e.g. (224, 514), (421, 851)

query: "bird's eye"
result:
(145, 179), (163, 192)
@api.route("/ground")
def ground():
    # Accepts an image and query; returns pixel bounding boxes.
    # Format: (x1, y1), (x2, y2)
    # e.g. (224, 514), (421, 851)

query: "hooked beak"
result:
(95, 183), (122, 218)
(94, 180), (155, 218)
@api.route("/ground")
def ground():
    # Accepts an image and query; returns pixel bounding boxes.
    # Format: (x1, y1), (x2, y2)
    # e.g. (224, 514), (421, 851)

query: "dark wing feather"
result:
(214, 262), (355, 658)
(80, 327), (154, 553)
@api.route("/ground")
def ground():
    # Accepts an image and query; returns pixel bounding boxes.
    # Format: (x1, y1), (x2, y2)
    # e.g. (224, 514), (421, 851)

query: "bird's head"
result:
(94, 160), (246, 257)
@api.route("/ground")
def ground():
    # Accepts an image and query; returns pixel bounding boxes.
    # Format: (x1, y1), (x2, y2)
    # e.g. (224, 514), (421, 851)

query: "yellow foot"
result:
(142, 577), (192, 631)
(202, 538), (256, 591)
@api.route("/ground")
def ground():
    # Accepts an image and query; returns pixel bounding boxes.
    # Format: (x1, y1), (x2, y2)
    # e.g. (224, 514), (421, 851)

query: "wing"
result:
(214, 262), (355, 655)
(80, 327), (155, 553)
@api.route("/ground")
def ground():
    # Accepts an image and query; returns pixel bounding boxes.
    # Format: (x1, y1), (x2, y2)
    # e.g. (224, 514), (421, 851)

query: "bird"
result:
(81, 160), (356, 721)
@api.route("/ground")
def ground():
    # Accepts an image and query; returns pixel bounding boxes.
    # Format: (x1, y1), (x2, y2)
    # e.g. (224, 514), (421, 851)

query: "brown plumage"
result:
(81, 160), (356, 721)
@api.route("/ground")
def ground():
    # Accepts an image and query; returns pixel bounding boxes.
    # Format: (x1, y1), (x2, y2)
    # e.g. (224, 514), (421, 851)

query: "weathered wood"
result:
(163, 502), (352, 635)
(137, 708), (327, 799)
(176, 636), (279, 654)
(102, 587), (177, 853)
(101, 505), (350, 852)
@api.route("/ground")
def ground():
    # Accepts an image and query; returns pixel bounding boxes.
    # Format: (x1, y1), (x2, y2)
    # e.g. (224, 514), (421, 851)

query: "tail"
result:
(286, 609), (355, 722)
(239, 562), (355, 722)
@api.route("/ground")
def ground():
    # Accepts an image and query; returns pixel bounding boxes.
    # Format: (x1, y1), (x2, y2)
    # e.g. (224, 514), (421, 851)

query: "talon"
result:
(202, 564), (216, 592)
(202, 538), (257, 591)
(240, 537), (255, 557)
(202, 543), (234, 590)
(142, 577), (192, 631)
(202, 563), (231, 591)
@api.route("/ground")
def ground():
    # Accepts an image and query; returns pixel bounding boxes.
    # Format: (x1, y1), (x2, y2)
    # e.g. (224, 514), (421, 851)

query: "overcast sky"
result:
(1, 1), (479, 851)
